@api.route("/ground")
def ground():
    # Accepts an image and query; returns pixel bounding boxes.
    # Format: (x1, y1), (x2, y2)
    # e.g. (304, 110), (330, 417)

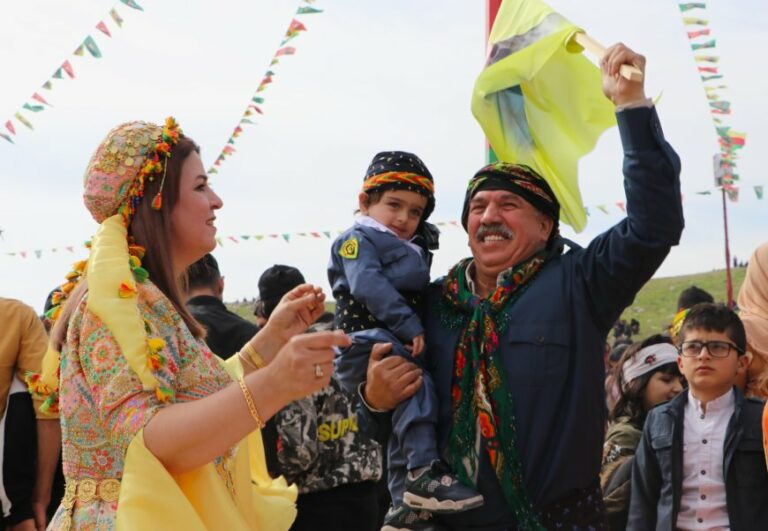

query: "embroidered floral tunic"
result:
(50, 282), (236, 530)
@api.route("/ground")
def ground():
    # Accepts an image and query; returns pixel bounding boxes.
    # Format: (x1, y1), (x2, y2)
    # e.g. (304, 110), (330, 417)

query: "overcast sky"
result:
(1, 0), (766, 313)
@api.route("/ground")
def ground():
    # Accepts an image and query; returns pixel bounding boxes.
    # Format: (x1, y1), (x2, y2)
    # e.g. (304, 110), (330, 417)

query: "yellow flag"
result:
(471, 0), (616, 231)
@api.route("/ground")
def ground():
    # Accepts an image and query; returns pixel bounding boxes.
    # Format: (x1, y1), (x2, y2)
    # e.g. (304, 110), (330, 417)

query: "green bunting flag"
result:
(83, 36), (102, 58)
(691, 39), (716, 50)
(22, 103), (44, 112)
(52, 68), (63, 79)
(755, 186), (764, 199)
(701, 74), (724, 82)
(297, 6), (323, 14)
(0, 132), (13, 143)
(678, 3), (706, 11)
(119, 0), (144, 11)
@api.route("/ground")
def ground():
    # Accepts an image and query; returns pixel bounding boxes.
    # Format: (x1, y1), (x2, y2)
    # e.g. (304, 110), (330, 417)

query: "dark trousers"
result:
(290, 481), (379, 531)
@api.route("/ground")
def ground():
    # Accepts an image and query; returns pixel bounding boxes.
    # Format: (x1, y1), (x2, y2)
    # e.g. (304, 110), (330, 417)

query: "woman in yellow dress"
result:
(27, 118), (350, 530)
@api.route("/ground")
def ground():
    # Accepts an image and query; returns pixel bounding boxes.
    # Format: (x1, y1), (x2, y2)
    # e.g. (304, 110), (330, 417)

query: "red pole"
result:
(722, 188), (734, 308)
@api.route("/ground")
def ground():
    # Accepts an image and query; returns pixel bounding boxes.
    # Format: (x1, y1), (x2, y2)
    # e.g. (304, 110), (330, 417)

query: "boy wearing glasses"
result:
(628, 303), (768, 530)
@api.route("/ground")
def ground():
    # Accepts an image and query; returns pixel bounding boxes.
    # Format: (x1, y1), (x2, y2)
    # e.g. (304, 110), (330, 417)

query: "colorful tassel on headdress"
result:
(118, 281), (138, 298)
(151, 192), (163, 210)
(40, 392), (60, 414)
(45, 305), (62, 321)
(132, 267), (149, 283)
(155, 386), (174, 403)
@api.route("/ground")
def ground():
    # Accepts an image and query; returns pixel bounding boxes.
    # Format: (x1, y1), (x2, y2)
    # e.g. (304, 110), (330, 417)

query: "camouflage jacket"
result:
(270, 377), (382, 494)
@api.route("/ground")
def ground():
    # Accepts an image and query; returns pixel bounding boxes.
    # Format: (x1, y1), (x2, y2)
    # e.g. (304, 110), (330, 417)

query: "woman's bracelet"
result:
(237, 377), (265, 429)
(241, 341), (266, 370)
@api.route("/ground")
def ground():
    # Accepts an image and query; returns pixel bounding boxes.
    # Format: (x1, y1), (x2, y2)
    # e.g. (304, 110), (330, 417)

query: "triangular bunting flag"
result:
(270, 58), (279, 66)
(691, 39), (716, 51)
(110, 8), (124, 27)
(698, 66), (718, 74)
(227, 236), (239, 243)
(74, 44), (85, 56)
(275, 46), (296, 57)
(597, 205), (609, 214)
(32, 93), (51, 106)
(240, 118), (255, 124)
(694, 55), (719, 63)
(255, 235), (264, 241)
(84, 36), (102, 58)
(282, 234), (291, 242)
(14, 113), (33, 130)
(240, 235), (251, 240)
(615, 202), (626, 212)
(323, 231), (331, 239)
(22, 103), (44, 112)
(5, 121), (16, 135)
(682, 17), (708, 25)
(696, 190), (712, 195)
(678, 3), (706, 11)
(755, 186), (764, 200)
(0, 132), (13, 144)
(53, 68), (64, 79)
(289, 19), (307, 32)
(687, 29), (711, 39)
(34, 250), (42, 259)
(96, 21), (112, 37)
(119, 0), (144, 11)
(62, 60), (75, 78)
(42, 80), (53, 90)
(252, 96), (265, 104)
(296, 6), (323, 14)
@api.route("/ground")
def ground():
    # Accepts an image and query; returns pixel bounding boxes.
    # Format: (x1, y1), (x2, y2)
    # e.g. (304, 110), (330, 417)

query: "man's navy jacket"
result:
(406, 106), (684, 529)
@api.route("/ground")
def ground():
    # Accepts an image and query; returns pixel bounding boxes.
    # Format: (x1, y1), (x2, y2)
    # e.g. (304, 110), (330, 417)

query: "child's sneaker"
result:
(381, 505), (435, 531)
(403, 460), (484, 514)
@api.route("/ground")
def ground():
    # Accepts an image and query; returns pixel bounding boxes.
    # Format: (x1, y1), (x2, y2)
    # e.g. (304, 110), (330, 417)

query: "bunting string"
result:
(676, 1), (747, 202)
(4, 180), (766, 260)
(1, 2), (145, 144)
(207, 0), (323, 175)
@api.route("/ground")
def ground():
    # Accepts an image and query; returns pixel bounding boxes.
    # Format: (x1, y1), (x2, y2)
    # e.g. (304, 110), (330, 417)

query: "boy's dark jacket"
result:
(628, 386), (768, 530)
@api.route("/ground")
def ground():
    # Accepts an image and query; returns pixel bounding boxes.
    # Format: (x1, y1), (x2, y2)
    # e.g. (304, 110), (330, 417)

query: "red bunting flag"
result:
(288, 19), (307, 33)
(5, 121), (16, 135)
(96, 21), (112, 37)
(32, 93), (51, 106)
(615, 202), (626, 212)
(687, 29), (711, 39)
(275, 46), (296, 57)
(698, 66), (718, 74)
(62, 60), (75, 78)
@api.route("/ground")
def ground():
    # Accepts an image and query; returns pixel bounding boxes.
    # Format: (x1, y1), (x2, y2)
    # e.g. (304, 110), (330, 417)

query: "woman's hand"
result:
(263, 330), (351, 402)
(247, 284), (327, 365)
(267, 284), (326, 342)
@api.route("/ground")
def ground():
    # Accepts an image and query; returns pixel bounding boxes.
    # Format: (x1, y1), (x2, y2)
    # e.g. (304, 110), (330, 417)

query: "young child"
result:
(628, 303), (768, 530)
(328, 151), (483, 528)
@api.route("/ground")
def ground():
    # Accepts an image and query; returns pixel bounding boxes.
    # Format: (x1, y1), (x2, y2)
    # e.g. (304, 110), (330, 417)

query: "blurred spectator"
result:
(601, 335), (683, 530)
(605, 342), (631, 412)
(676, 285), (714, 312)
(0, 298), (61, 531)
(254, 265), (306, 328)
(185, 254), (259, 360)
(736, 242), (768, 399)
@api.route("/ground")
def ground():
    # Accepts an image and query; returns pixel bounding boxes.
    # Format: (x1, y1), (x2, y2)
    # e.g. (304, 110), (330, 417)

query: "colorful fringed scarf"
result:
(442, 253), (547, 530)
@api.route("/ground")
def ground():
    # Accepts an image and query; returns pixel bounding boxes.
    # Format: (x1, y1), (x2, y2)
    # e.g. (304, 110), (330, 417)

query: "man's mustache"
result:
(475, 223), (513, 241)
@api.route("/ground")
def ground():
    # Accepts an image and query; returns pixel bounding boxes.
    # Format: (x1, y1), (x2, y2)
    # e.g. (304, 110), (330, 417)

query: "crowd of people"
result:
(2, 43), (767, 531)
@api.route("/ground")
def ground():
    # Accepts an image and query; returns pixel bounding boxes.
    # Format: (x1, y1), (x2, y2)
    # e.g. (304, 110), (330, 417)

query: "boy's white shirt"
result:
(354, 215), (425, 257)
(677, 387), (734, 530)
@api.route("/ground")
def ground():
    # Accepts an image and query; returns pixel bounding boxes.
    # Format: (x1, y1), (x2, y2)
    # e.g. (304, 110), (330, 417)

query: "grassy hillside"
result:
(226, 268), (747, 337)
(620, 267), (746, 339)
